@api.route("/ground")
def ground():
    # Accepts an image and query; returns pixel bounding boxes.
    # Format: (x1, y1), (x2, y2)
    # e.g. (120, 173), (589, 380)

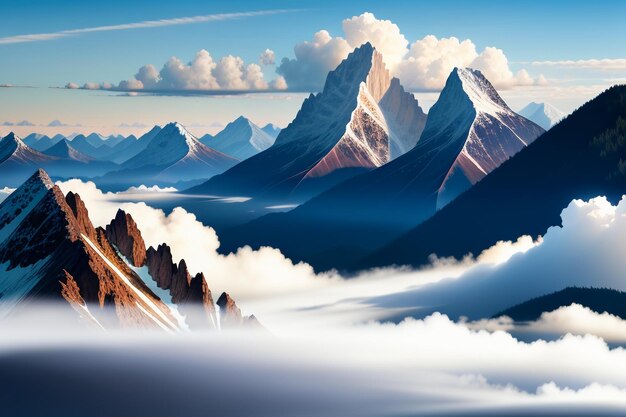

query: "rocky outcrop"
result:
(216, 292), (243, 328)
(65, 191), (97, 242)
(216, 292), (262, 329)
(105, 209), (147, 266)
(145, 243), (217, 328)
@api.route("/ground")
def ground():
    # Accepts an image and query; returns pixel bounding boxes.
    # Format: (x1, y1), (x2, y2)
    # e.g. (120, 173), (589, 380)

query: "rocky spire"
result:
(105, 209), (147, 266)
(145, 243), (217, 328)
(216, 292), (243, 328)
(216, 292), (262, 329)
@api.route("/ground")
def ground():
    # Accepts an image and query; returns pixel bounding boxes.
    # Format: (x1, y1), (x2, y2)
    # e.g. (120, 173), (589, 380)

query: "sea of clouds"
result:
(0, 179), (617, 415)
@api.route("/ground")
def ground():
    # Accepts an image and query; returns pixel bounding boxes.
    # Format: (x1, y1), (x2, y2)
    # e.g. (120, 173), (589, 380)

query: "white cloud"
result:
(531, 58), (626, 70)
(277, 12), (544, 92)
(471, 304), (626, 343)
(5, 305), (626, 416)
(74, 49), (284, 92)
(0, 10), (298, 45)
(342, 12), (408, 66)
(269, 75), (288, 90)
(276, 30), (352, 91)
(135, 64), (159, 89)
(121, 185), (178, 193)
(259, 49), (275, 66)
(56, 180), (339, 304)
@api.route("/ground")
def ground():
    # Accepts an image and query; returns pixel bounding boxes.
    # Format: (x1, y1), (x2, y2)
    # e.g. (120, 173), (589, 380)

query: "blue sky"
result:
(1, 0), (625, 136)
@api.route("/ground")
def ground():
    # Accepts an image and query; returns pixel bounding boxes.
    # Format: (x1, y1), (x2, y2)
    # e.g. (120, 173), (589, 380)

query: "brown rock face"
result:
(146, 243), (217, 328)
(216, 292), (243, 328)
(216, 292), (263, 330)
(65, 191), (97, 242)
(105, 209), (147, 267)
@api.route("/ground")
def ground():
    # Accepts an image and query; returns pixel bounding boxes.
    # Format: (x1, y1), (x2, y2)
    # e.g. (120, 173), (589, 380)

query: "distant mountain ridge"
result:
(94, 122), (238, 188)
(518, 102), (565, 130)
(200, 116), (275, 160)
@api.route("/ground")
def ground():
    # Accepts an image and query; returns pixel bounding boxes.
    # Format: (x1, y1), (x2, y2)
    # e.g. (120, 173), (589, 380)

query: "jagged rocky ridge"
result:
(189, 42), (428, 201)
(0, 169), (255, 330)
(104, 208), (258, 329)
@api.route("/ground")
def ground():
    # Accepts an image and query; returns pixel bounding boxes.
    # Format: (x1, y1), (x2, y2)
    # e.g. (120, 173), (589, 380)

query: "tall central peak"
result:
(190, 42), (427, 201)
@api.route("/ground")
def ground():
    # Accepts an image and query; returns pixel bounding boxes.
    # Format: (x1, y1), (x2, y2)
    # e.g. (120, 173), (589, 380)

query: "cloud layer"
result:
(69, 49), (287, 93)
(278, 12), (544, 91)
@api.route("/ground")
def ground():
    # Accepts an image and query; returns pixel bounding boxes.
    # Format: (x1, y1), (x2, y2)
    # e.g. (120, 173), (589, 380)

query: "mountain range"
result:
(189, 42), (428, 201)
(94, 122), (238, 189)
(218, 65), (544, 270)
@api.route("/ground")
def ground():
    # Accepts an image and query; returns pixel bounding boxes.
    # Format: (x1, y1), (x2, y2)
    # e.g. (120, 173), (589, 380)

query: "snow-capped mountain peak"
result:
(0, 132), (54, 164)
(43, 139), (94, 162)
(421, 67), (545, 208)
(518, 102), (566, 130)
(116, 122), (238, 182)
(452, 68), (511, 115)
(203, 116), (275, 160)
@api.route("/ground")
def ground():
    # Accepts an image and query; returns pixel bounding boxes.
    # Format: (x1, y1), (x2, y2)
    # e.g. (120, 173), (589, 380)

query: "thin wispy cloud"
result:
(529, 58), (626, 70)
(0, 10), (298, 45)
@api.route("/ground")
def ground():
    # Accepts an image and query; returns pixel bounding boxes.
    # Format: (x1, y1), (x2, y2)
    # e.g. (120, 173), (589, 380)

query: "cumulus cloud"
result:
(5, 306), (626, 416)
(71, 49), (286, 93)
(342, 12), (408, 66)
(276, 30), (353, 91)
(259, 49), (275, 66)
(471, 304), (626, 343)
(278, 12), (544, 92)
(121, 184), (178, 193)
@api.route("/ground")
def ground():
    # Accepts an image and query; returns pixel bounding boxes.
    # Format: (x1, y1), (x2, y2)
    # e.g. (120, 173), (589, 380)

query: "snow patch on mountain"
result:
(0, 257), (52, 319)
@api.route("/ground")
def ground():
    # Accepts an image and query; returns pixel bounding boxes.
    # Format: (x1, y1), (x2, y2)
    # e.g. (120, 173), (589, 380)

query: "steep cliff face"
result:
(105, 209), (147, 267)
(432, 68), (545, 208)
